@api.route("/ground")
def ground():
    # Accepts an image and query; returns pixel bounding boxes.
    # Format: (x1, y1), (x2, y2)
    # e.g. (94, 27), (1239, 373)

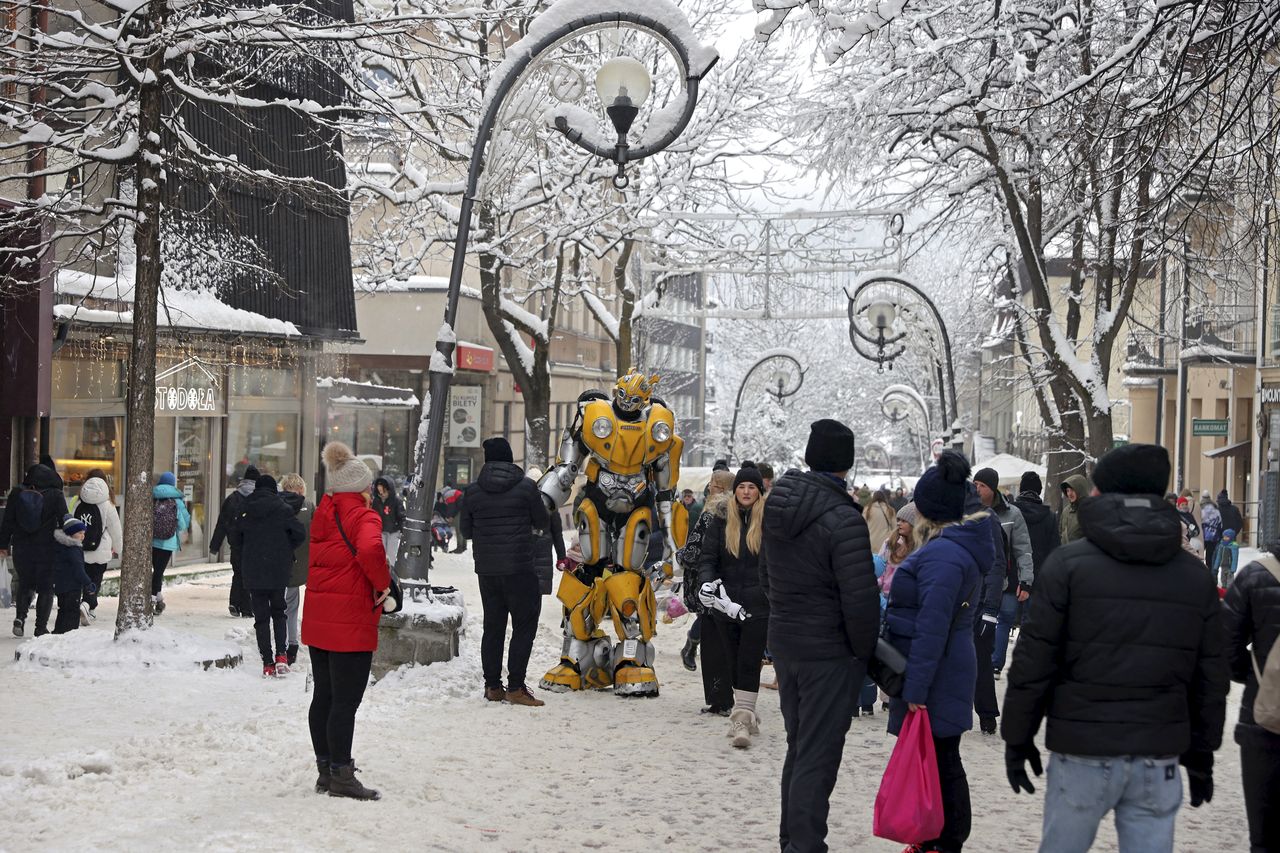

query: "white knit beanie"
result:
(323, 441), (373, 494)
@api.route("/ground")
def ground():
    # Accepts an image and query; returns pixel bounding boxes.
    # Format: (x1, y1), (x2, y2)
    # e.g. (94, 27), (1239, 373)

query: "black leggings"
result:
(249, 589), (287, 665)
(84, 563), (107, 610)
(308, 647), (373, 767)
(924, 734), (971, 853)
(713, 616), (769, 693)
(150, 548), (171, 596)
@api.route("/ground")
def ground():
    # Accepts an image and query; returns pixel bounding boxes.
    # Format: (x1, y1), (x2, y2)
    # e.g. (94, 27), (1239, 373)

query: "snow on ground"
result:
(0, 553), (1250, 852)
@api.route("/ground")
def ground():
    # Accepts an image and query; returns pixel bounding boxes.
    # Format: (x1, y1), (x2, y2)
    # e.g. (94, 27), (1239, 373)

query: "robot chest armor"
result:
(580, 404), (668, 475)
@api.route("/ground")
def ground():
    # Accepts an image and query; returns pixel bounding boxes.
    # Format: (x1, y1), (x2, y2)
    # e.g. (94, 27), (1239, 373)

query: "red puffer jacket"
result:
(302, 492), (390, 652)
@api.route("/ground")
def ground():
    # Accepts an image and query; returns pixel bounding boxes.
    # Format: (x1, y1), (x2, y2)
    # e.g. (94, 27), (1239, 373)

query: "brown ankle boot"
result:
(314, 759), (331, 794)
(505, 686), (545, 707)
(327, 763), (380, 800)
(484, 686), (506, 702)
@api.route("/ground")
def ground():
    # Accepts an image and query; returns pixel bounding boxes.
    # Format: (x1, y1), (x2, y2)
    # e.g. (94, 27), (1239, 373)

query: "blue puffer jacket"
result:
(151, 484), (191, 552)
(886, 515), (993, 738)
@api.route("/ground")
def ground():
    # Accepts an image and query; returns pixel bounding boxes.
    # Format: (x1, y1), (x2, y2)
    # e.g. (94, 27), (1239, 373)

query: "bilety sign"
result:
(1191, 418), (1230, 437)
(447, 385), (482, 448)
(155, 358), (223, 416)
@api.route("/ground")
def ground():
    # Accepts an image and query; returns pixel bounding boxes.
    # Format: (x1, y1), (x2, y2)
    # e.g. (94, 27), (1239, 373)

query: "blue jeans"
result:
(1040, 753), (1182, 853)
(992, 592), (1020, 671)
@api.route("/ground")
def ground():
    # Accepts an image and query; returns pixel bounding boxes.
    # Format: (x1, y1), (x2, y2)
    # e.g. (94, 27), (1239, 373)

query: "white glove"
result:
(698, 580), (750, 622)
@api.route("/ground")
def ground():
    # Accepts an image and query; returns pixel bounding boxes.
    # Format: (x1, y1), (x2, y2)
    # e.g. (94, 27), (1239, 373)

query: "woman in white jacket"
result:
(74, 472), (122, 623)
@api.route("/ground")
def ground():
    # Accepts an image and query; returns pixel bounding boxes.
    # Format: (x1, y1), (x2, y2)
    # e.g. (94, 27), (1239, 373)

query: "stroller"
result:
(431, 512), (453, 552)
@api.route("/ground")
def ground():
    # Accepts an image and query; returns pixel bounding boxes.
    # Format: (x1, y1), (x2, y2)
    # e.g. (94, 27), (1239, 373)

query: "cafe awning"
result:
(1203, 439), (1251, 460)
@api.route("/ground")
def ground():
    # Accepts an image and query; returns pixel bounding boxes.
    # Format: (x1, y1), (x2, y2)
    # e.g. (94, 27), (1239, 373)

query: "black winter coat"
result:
(1013, 492), (1060, 576)
(761, 471), (879, 663)
(967, 484), (1005, 615)
(281, 491), (313, 588)
(698, 503), (769, 620)
(372, 477), (405, 533)
(210, 480), (254, 554)
(0, 464), (69, 579)
(1223, 555), (1280, 727)
(533, 511), (565, 595)
(52, 531), (93, 595)
(1218, 498), (1244, 536)
(460, 462), (549, 577)
(1002, 493), (1229, 758)
(229, 489), (306, 590)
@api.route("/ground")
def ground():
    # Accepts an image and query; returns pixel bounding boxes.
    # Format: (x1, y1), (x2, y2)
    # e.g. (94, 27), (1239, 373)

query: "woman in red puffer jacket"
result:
(302, 442), (389, 801)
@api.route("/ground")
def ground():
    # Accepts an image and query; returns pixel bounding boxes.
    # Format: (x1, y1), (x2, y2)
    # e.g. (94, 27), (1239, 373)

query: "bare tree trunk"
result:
(613, 238), (635, 375)
(115, 6), (167, 637)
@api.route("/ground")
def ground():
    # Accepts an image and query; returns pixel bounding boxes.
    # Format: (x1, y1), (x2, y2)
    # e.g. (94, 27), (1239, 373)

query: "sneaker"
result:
(505, 686), (545, 707)
(263, 663), (277, 678)
(12, 618), (23, 637)
(80, 601), (91, 627)
(980, 715), (997, 735)
(861, 705), (875, 717)
(229, 606), (241, 618)
(484, 686), (506, 702)
(87, 609), (96, 622)
(728, 708), (755, 748)
(152, 593), (165, 615)
(680, 638), (698, 672)
(993, 668), (1002, 680)
(701, 705), (731, 717)
(275, 654), (291, 676)
(286, 644), (299, 666)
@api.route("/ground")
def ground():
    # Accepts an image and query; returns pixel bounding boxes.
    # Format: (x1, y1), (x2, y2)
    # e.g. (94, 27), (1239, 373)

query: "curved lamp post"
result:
(727, 352), (805, 461)
(880, 383), (932, 472)
(399, 0), (720, 584)
(847, 274), (959, 448)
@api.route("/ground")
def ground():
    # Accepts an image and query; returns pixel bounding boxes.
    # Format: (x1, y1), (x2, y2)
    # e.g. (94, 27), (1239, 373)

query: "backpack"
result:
(78, 504), (104, 552)
(15, 488), (44, 534)
(1250, 555), (1280, 735)
(153, 498), (179, 540)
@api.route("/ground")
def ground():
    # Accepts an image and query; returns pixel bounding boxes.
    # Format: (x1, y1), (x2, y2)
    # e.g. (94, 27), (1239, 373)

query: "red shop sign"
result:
(457, 343), (494, 372)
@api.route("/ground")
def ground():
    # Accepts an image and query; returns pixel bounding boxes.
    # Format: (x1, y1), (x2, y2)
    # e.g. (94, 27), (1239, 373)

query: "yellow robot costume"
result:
(537, 371), (688, 697)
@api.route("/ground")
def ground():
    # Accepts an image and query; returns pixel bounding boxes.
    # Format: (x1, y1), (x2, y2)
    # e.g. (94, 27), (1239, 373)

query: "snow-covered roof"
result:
(318, 376), (419, 408)
(54, 269), (301, 336)
(1181, 343), (1249, 361)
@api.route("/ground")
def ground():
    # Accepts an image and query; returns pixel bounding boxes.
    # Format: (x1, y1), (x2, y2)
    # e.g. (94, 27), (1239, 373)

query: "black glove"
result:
(1005, 743), (1043, 794)
(1181, 751), (1214, 807)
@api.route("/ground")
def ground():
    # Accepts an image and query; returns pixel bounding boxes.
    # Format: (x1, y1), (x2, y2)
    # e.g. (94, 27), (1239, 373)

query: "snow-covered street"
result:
(0, 552), (1248, 852)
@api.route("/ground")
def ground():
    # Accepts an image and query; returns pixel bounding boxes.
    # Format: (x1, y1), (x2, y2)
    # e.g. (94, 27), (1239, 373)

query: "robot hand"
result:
(698, 580), (750, 622)
(648, 560), (673, 589)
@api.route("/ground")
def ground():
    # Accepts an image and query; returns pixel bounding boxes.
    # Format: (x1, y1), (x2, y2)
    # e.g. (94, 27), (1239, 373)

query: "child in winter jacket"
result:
(52, 515), (94, 634)
(1214, 528), (1240, 587)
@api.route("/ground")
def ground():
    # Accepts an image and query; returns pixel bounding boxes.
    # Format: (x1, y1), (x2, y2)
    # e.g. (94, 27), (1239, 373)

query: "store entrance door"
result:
(152, 416), (217, 564)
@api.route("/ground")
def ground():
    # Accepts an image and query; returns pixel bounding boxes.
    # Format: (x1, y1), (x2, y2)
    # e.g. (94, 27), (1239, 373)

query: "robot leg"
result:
(539, 568), (612, 692)
(603, 568), (660, 698)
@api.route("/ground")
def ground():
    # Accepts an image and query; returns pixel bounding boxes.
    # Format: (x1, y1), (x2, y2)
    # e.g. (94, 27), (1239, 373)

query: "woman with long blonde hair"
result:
(697, 463), (769, 748)
(677, 468), (736, 714)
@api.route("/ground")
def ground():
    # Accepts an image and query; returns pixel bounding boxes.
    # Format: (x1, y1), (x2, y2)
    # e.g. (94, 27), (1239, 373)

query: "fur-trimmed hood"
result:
(54, 529), (83, 548)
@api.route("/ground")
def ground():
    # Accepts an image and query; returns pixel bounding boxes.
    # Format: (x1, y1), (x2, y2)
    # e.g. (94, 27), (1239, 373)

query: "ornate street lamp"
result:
(847, 273), (959, 448)
(727, 351), (806, 461)
(398, 0), (720, 586)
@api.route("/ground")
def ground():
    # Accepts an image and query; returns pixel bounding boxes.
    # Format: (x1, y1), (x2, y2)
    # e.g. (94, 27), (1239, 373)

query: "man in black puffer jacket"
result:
(461, 437), (549, 707)
(761, 419), (879, 853)
(1002, 444), (1228, 852)
(1222, 543), (1280, 851)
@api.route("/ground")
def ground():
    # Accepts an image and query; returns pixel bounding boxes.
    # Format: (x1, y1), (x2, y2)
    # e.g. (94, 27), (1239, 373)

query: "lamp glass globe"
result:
(868, 301), (897, 330)
(595, 56), (651, 108)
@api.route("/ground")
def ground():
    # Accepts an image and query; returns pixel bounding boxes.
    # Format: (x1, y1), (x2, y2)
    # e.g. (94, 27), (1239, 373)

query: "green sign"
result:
(1192, 418), (1230, 437)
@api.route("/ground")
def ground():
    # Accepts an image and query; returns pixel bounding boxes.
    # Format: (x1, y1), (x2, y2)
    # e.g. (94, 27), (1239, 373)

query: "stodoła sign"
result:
(155, 358), (223, 416)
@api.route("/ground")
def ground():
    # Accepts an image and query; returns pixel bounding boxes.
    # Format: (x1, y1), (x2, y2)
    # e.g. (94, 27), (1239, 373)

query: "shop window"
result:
(230, 366), (299, 398)
(327, 409), (356, 450)
(52, 358), (122, 400)
(226, 412), (299, 485)
(52, 416), (122, 499)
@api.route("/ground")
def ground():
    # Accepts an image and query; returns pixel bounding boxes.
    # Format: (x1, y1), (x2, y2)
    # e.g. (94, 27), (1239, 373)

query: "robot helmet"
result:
(613, 370), (659, 413)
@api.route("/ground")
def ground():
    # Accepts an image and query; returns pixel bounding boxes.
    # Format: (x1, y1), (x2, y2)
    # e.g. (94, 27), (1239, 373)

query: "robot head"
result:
(613, 371), (659, 413)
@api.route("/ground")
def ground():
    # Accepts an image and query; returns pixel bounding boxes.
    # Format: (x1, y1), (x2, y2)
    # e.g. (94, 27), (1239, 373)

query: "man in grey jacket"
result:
(972, 466), (1034, 591)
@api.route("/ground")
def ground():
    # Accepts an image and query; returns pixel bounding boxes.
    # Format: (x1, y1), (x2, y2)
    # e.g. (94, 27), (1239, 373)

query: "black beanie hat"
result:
(914, 450), (971, 522)
(1092, 443), (1170, 496)
(483, 437), (514, 464)
(244, 465), (261, 483)
(1019, 470), (1043, 496)
(973, 467), (1000, 493)
(712, 459), (730, 472)
(733, 463), (764, 492)
(255, 474), (278, 493)
(805, 419), (855, 473)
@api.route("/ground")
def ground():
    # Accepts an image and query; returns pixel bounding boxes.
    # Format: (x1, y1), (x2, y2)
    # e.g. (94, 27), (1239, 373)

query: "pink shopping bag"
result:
(872, 708), (945, 844)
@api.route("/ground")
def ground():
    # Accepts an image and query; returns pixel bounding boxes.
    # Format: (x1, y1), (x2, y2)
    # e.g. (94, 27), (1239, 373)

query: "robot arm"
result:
(537, 415), (587, 514)
(651, 445), (683, 577)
